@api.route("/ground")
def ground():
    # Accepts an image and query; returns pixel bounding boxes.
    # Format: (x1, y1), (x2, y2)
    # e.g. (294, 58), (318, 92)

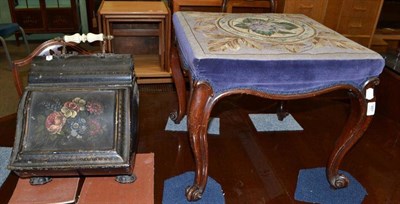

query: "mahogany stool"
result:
(170, 11), (385, 201)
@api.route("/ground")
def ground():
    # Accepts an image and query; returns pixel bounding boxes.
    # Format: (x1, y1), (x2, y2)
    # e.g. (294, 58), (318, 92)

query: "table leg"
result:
(185, 83), (213, 201)
(181, 78), (379, 200)
(169, 46), (187, 124)
(327, 78), (379, 188)
(276, 100), (289, 121)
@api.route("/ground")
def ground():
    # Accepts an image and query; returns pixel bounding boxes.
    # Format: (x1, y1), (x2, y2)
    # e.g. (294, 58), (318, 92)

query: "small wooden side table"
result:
(98, 1), (171, 84)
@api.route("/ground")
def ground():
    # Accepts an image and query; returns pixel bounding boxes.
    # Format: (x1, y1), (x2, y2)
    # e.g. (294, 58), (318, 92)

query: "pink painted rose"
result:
(45, 111), (66, 134)
(64, 101), (80, 111)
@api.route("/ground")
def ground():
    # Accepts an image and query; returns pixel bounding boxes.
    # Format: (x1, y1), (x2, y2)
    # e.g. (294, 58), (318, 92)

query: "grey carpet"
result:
(165, 114), (303, 135)
(165, 116), (220, 134)
(249, 113), (303, 132)
(0, 147), (12, 187)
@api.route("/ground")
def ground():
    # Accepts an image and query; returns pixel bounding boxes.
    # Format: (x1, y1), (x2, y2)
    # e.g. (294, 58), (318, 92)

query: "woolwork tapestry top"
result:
(173, 11), (384, 95)
(174, 12), (382, 60)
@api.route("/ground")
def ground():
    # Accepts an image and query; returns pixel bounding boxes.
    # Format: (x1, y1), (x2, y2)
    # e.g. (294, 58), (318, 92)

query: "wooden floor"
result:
(1, 82), (400, 203)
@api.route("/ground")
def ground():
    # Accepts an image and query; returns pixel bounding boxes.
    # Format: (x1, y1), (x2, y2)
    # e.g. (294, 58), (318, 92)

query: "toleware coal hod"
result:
(8, 33), (139, 185)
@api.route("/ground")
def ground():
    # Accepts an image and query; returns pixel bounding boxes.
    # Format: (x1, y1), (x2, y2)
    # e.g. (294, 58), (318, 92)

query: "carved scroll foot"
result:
(169, 110), (183, 124)
(185, 185), (204, 201)
(30, 177), (52, 185)
(329, 173), (349, 189)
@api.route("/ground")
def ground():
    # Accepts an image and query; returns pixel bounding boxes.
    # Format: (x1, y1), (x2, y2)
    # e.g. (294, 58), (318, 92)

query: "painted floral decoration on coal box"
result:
(43, 97), (107, 140)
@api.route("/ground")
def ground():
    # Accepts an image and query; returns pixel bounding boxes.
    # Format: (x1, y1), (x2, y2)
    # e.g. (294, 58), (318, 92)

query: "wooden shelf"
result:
(371, 28), (400, 53)
(135, 55), (171, 78)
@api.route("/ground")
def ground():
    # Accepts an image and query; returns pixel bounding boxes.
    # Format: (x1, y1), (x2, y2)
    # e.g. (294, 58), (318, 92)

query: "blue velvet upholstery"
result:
(173, 12), (385, 95)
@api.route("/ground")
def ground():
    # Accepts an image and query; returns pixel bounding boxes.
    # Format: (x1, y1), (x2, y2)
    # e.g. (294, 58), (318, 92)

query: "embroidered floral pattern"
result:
(234, 18), (299, 36)
(186, 13), (367, 53)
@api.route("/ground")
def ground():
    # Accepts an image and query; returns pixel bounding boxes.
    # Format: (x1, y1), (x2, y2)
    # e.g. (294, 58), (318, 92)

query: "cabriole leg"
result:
(185, 83), (213, 201)
(169, 46), (187, 124)
(327, 78), (379, 188)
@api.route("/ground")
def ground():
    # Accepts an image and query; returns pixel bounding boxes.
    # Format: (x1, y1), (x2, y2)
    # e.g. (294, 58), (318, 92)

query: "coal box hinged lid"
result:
(8, 38), (138, 185)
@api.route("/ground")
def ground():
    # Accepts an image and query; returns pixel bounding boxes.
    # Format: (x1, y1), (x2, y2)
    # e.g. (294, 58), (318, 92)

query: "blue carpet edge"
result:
(162, 171), (225, 204)
(294, 167), (367, 204)
(0, 147), (12, 188)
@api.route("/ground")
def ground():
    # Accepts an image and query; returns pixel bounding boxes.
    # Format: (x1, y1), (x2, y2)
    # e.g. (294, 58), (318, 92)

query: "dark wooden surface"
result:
(7, 0), (80, 34)
(0, 113), (18, 204)
(376, 68), (400, 121)
(1, 80), (400, 203)
(86, 0), (103, 33)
